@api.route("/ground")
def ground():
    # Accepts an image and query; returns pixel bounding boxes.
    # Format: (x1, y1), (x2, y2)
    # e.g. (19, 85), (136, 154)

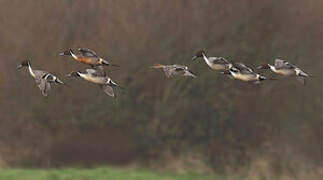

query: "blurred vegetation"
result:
(0, 166), (322, 180)
(0, 167), (223, 180)
(0, 0), (322, 178)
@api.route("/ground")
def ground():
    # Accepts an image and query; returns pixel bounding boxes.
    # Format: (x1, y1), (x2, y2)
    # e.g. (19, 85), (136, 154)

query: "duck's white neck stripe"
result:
(268, 64), (277, 72)
(202, 53), (208, 62)
(202, 53), (214, 68)
(71, 51), (78, 59)
(79, 73), (86, 78)
(28, 65), (35, 78)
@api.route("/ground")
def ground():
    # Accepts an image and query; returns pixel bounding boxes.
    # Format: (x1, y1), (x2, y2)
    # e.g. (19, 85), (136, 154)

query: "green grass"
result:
(0, 167), (224, 180)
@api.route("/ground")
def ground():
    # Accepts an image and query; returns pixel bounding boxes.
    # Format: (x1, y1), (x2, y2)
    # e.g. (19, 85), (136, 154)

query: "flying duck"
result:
(228, 62), (267, 84)
(17, 60), (64, 96)
(59, 48), (119, 67)
(257, 58), (311, 84)
(150, 64), (196, 78)
(192, 50), (232, 71)
(66, 66), (120, 97)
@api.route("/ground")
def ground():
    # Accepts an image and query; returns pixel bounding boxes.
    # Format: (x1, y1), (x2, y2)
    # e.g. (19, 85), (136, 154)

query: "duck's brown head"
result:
(17, 59), (30, 69)
(59, 49), (74, 56)
(256, 64), (270, 70)
(66, 71), (80, 77)
(192, 50), (206, 60)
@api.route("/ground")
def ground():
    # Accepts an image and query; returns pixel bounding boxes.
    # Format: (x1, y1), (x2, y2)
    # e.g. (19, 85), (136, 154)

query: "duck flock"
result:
(17, 48), (313, 97)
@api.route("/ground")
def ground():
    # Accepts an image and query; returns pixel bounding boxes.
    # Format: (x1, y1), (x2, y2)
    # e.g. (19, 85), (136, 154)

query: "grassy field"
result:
(0, 167), (224, 180)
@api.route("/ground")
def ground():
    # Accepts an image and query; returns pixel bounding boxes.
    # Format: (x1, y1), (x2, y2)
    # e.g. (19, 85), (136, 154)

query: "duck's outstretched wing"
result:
(78, 48), (98, 57)
(162, 65), (184, 78)
(172, 65), (195, 78)
(296, 76), (306, 85)
(210, 57), (230, 64)
(162, 66), (175, 78)
(183, 70), (197, 78)
(164, 69), (174, 78)
(35, 78), (51, 96)
(101, 85), (115, 97)
(85, 66), (106, 77)
(174, 67), (186, 72)
(85, 68), (97, 74)
(232, 62), (253, 73)
(274, 59), (296, 69)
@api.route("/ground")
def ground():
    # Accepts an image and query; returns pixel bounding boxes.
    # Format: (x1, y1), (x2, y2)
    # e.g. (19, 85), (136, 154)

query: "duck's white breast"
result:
(232, 73), (257, 81)
(274, 69), (295, 76)
(210, 64), (226, 71)
(80, 74), (106, 84)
